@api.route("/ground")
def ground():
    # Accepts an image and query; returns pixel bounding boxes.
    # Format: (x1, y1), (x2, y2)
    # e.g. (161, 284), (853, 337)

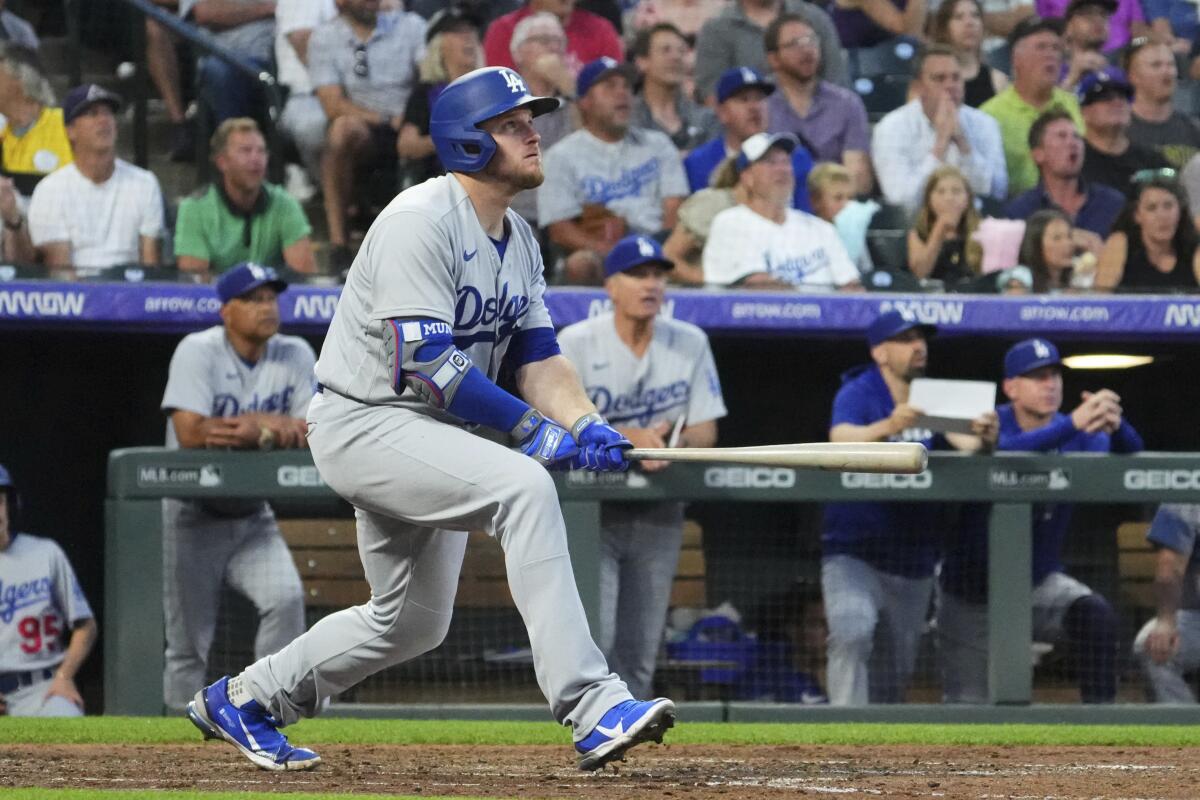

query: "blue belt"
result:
(0, 667), (55, 694)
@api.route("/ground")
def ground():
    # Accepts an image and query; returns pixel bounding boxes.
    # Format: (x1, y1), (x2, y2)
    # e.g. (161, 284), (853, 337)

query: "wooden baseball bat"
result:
(625, 442), (928, 474)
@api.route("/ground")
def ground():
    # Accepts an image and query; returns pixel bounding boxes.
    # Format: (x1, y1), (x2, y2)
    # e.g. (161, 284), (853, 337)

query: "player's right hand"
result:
(514, 410), (580, 469)
(888, 403), (921, 437)
(1146, 618), (1180, 665)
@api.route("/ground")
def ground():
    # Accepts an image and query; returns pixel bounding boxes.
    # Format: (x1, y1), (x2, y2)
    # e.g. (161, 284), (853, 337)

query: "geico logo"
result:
(1123, 469), (1200, 490)
(703, 467), (796, 488)
(840, 471), (933, 489)
(278, 465), (325, 487)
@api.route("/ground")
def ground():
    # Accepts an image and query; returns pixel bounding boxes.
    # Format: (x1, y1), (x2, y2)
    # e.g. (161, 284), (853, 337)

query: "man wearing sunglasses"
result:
(1078, 69), (1169, 195)
(309, 0), (427, 272)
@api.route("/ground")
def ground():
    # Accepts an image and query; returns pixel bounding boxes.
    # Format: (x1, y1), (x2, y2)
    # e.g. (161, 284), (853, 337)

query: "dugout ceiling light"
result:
(1061, 354), (1155, 370)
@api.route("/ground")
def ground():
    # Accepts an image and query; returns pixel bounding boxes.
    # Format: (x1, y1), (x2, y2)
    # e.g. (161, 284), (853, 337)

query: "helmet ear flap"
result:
(431, 122), (497, 173)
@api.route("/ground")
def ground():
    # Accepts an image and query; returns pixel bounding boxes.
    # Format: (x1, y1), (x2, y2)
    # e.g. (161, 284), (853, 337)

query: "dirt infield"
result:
(3, 743), (1199, 798)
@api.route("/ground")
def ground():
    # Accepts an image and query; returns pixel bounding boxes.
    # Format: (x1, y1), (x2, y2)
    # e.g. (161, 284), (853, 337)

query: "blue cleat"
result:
(575, 697), (675, 771)
(186, 676), (321, 772)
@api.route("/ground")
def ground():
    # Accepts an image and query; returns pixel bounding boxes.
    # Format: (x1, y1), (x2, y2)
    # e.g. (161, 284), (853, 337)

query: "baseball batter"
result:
(187, 67), (676, 773)
(0, 464), (97, 717)
(558, 234), (726, 698)
(161, 263), (313, 709)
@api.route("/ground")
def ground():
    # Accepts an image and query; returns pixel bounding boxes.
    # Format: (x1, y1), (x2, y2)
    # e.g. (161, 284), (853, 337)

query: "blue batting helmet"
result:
(430, 66), (561, 173)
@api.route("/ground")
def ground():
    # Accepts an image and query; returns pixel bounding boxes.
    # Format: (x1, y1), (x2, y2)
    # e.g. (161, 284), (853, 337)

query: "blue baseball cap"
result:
(1076, 67), (1132, 106)
(866, 310), (936, 347)
(63, 83), (123, 124)
(576, 56), (635, 99)
(735, 131), (798, 171)
(715, 66), (775, 103)
(1004, 338), (1062, 378)
(216, 262), (288, 304)
(603, 234), (673, 278)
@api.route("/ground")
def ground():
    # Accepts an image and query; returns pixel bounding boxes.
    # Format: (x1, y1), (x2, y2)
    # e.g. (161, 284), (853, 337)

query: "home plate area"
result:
(3, 743), (1199, 798)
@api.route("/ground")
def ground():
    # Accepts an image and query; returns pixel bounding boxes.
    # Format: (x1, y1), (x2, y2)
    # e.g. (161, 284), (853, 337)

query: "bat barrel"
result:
(625, 443), (928, 474)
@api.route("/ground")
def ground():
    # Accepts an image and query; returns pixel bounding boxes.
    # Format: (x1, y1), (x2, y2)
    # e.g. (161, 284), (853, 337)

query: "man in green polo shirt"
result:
(981, 17), (1085, 197)
(175, 118), (317, 276)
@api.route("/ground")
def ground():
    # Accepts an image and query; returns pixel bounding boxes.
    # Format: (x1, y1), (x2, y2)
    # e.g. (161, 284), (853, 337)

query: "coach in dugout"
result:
(821, 311), (997, 706)
(940, 337), (1141, 704)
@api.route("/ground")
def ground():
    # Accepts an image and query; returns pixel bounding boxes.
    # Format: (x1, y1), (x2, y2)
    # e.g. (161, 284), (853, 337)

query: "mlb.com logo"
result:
(878, 299), (964, 326)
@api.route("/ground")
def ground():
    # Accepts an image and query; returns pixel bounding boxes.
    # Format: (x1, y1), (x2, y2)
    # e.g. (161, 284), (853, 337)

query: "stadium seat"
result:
(853, 75), (912, 122)
(847, 36), (919, 79)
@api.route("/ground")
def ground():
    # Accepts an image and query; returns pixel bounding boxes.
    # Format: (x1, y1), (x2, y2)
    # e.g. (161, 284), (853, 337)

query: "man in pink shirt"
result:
(1036, 0), (1146, 52)
(484, 0), (623, 75)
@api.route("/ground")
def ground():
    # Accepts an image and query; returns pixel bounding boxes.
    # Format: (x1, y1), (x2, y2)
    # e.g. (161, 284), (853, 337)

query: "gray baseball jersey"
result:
(316, 174), (555, 414)
(0, 534), (93, 673)
(538, 127), (689, 234)
(557, 312), (726, 430)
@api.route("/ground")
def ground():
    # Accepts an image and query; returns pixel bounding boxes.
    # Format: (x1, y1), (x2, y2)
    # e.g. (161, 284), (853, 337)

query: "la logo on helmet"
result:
(502, 69), (526, 94)
(637, 238), (655, 257)
(1033, 340), (1050, 358)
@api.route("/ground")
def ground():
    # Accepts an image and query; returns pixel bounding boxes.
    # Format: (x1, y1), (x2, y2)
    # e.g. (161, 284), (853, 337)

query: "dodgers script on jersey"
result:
(316, 174), (553, 413)
(161, 327), (318, 448)
(558, 313), (726, 429)
(0, 534), (93, 673)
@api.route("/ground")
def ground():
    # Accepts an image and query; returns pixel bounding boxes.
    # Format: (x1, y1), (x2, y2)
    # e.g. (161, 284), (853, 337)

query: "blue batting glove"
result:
(571, 413), (632, 472)
(512, 409), (579, 469)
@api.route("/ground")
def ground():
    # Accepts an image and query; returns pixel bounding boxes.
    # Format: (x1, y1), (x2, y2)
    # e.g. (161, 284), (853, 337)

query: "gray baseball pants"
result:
(241, 391), (630, 737)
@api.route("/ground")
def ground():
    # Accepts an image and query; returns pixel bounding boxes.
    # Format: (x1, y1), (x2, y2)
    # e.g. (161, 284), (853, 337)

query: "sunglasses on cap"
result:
(1131, 167), (1177, 184)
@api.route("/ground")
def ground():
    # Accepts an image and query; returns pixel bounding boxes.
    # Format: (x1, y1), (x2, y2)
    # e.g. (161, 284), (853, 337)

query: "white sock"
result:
(226, 675), (254, 708)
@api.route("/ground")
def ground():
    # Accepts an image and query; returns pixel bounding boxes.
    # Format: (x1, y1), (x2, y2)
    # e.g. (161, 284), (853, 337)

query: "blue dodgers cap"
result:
(1076, 68), (1132, 106)
(866, 310), (936, 347)
(603, 234), (673, 278)
(216, 262), (289, 304)
(715, 66), (775, 103)
(1004, 337), (1062, 378)
(735, 131), (798, 171)
(576, 56), (635, 98)
(63, 83), (123, 124)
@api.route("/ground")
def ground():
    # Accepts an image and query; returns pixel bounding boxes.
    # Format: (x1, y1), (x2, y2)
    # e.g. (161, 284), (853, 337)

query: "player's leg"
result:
(242, 509), (467, 721)
(821, 554), (884, 705)
(162, 499), (235, 709)
(606, 508), (684, 698)
(595, 524), (626, 666)
(223, 509), (307, 661)
(3, 679), (82, 717)
(1034, 572), (1117, 703)
(936, 588), (989, 703)
(1132, 611), (1200, 702)
(872, 571), (934, 703)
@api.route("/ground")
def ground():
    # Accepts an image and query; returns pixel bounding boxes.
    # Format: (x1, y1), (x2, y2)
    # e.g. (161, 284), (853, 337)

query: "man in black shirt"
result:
(1079, 69), (1169, 196)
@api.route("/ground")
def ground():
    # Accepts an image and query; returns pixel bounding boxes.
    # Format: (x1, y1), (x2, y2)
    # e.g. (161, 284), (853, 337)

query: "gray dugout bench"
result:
(106, 447), (1200, 716)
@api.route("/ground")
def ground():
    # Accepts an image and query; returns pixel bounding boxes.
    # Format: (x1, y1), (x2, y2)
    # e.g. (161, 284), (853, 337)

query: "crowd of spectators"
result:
(3, 0), (1200, 293)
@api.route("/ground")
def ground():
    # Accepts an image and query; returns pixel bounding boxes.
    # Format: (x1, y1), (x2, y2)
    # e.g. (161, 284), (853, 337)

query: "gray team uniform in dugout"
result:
(160, 326), (314, 708)
(559, 312), (726, 697)
(1133, 503), (1200, 702)
(240, 175), (633, 738)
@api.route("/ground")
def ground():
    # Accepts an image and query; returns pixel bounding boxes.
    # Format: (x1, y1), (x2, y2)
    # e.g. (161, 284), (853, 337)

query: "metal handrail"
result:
(109, 0), (284, 177)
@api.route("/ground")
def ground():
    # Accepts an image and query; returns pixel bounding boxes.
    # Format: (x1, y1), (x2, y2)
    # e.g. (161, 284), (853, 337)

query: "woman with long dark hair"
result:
(1019, 209), (1078, 291)
(927, 0), (1009, 108)
(1095, 170), (1200, 290)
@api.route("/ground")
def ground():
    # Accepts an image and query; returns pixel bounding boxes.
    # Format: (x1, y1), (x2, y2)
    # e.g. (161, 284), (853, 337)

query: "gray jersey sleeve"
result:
(1147, 504), (1200, 557)
(48, 542), (93, 626)
(655, 134), (690, 200)
(162, 335), (214, 417)
(685, 332), (727, 426)
(286, 338), (319, 418)
(365, 210), (458, 322)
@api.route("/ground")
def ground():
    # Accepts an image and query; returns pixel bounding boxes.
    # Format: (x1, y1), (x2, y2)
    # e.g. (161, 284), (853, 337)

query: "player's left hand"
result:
(970, 410), (999, 448)
(44, 674), (84, 711)
(572, 414), (632, 472)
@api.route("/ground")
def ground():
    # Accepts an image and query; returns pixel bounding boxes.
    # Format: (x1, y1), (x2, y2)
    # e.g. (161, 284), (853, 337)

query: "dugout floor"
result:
(3, 743), (1198, 798)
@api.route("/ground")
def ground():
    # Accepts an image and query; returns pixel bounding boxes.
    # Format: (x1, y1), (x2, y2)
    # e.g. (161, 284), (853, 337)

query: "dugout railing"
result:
(106, 447), (1200, 721)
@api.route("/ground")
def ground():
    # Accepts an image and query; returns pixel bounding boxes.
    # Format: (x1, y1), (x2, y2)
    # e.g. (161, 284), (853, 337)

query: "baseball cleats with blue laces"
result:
(187, 676), (321, 771)
(576, 697), (675, 771)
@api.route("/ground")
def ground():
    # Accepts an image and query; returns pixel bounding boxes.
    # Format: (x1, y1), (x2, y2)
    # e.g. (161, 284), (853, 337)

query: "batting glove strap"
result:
(570, 412), (607, 441)
(513, 410), (579, 468)
(571, 414), (632, 473)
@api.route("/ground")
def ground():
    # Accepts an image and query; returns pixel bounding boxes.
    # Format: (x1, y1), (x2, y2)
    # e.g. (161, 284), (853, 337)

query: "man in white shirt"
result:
(276, 0), (338, 187)
(872, 44), (1007, 217)
(703, 132), (861, 290)
(27, 85), (164, 276)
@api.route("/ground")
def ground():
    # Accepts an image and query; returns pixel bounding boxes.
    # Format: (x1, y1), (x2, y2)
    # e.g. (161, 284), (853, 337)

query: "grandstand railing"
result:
(111, 0), (285, 176)
(106, 447), (1200, 719)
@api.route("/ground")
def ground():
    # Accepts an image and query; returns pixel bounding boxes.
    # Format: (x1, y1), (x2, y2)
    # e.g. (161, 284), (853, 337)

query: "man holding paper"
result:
(821, 310), (998, 706)
(939, 337), (1143, 703)
(558, 234), (727, 698)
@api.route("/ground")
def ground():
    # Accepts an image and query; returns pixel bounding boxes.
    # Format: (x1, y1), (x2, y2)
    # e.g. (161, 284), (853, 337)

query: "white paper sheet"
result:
(908, 378), (997, 434)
